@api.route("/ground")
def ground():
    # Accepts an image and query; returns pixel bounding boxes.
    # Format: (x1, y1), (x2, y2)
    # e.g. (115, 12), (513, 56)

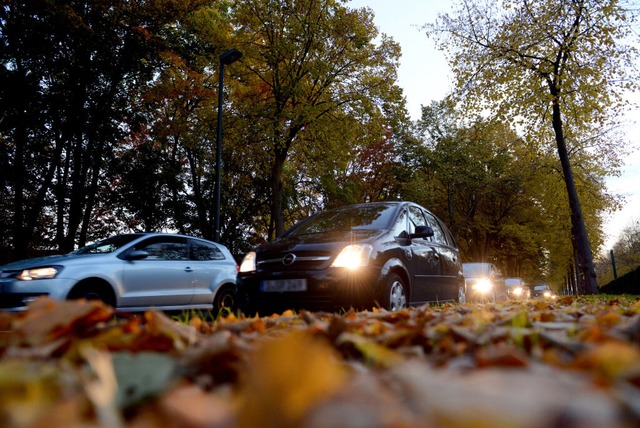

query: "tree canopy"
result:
(424, 0), (639, 293)
(1, 0), (634, 291)
(229, 0), (406, 238)
(0, 0), (217, 257)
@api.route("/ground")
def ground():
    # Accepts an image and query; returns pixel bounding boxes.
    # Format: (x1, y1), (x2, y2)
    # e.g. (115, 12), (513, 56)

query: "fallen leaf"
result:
(236, 330), (348, 428)
(13, 297), (113, 346)
(336, 332), (404, 368)
(575, 341), (640, 383)
(475, 343), (529, 368)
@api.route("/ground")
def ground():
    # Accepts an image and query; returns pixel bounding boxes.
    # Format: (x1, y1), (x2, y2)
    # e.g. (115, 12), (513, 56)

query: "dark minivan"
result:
(237, 201), (465, 315)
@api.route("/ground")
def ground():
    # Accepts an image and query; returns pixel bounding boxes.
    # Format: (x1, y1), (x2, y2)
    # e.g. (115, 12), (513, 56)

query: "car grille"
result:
(257, 252), (332, 272)
(0, 293), (44, 309)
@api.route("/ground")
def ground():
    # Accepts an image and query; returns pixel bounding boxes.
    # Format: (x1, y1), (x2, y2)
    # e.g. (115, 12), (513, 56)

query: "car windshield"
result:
(285, 204), (397, 237)
(463, 263), (490, 277)
(505, 278), (523, 286)
(72, 234), (146, 255)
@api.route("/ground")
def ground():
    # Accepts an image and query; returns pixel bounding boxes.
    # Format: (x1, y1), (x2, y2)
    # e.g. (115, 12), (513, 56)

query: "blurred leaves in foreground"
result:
(1, 296), (640, 427)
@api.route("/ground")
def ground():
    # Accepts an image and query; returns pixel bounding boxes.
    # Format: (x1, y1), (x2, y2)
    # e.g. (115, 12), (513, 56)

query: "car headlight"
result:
(513, 287), (523, 295)
(472, 279), (493, 294)
(331, 244), (373, 270)
(16, 266), (60, 281)
(543, 290), (552, 298)
(239, 251), (257, 273)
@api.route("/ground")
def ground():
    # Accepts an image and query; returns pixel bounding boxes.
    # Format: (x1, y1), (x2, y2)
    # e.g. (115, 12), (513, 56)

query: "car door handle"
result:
(184, 267), (194, 272)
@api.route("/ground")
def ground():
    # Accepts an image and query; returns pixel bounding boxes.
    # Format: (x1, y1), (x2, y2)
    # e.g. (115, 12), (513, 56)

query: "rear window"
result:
(463, 263), (491, 277)
(191, 240), (226, 261)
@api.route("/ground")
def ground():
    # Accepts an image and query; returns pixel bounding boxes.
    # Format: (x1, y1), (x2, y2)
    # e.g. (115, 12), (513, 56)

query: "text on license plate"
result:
(261, 279), (307, 292)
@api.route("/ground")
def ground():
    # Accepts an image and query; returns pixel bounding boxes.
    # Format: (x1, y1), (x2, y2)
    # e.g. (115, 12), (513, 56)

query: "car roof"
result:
(103, 232), (227, 247)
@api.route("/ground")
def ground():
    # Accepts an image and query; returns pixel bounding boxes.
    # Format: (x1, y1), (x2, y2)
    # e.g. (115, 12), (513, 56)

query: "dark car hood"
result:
(256, 229), (384, 254)
(0, 253), (87, 270)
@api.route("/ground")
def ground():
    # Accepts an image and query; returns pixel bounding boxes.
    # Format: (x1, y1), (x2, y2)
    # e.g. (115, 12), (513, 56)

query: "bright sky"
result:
(349, 0), (640, 257)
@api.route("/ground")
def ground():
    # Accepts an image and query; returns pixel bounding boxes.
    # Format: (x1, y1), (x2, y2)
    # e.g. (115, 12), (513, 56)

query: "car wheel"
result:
(381, 273), (407, 311)
(213, 284), (237, 314)
(456, 284), (466, 304)
(68, 282), (116, 308)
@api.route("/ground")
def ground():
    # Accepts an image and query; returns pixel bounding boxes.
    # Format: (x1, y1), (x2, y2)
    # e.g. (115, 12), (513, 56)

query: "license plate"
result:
(261, 279), (307, 292)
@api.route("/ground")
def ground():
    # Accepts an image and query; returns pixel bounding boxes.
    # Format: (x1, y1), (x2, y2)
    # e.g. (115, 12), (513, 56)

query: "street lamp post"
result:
(214, 48), (242, 242)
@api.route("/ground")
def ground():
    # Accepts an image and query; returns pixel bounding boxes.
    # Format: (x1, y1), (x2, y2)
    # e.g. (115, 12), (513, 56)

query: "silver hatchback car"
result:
(0, 233), (238, 313)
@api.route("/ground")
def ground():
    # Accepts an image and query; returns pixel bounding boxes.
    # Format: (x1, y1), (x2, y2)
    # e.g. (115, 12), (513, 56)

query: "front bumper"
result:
(0, 278), (73, 311)
(507, 288), (528, 299)
(237, 266), (383, 315)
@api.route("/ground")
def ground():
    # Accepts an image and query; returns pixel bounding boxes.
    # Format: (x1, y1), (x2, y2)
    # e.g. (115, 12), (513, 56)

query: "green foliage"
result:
(423, 0), (639, 293)
(429, 0), (638, 130)
(3, 0), (629, 294)
(0, 0), (219, 258)
(229, 0), (406, 238)
(406, 100), (561, 281)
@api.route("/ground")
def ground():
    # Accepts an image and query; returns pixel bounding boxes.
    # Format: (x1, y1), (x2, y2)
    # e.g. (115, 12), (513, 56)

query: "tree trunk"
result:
(549, 96), (599, 294)
(270, 153), (286, 239)
(12, 127), (27, 261)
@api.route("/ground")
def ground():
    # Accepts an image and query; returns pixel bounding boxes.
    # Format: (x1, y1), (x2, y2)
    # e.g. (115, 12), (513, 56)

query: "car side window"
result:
(408, 206), (428, 236)
(392, 209), (409, 239)
(442, 225), (458, 248)
(137, 237), (189, 261)
(423, 211), (446, 245)
(191, 240), (226, 261)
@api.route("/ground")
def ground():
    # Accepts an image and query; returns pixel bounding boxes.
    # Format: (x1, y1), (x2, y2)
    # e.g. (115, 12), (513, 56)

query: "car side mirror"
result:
(410, 225), (434, 239)
(126, 250), (150, 261)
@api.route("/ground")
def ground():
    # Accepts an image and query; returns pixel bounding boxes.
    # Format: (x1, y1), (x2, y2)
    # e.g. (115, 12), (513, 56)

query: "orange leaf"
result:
(475, 344), (529, 368)
(596, 310), (623, 328)
(237, 331), (348, 427)
(13, 298), (113, 346)
(575, 341), (640, 382)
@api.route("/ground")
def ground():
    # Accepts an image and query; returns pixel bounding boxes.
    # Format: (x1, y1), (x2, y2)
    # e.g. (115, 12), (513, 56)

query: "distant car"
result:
(505, 277), (531, 300)
(462, 262), (508, 302)
(237, 201), (465, 315)
(532, 284), (556, 299)
(0, 233), (238, 313)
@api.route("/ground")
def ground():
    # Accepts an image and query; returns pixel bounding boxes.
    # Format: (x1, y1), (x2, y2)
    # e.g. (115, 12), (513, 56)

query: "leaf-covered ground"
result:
(2, 296), (640, 428)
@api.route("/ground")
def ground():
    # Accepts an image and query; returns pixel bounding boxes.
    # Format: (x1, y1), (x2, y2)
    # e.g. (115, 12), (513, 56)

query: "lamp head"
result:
(220, 48), (243, 65)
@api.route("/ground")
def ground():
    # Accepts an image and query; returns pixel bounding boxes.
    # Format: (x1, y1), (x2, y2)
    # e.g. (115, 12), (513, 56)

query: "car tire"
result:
(68, 282), (116, 308)
(380, 273), (407, 311)
(213, 284), (237, 314)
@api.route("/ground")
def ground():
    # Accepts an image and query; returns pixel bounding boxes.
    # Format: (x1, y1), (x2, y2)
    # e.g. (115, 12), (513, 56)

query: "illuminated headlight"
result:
(513, 287), (523, 296)
(472, 279), (493, 294)
(543, 290), (552, 298)
(331, 244), (373, 270)
(239, 251), (257, 273)
(16, 266), (60, 281)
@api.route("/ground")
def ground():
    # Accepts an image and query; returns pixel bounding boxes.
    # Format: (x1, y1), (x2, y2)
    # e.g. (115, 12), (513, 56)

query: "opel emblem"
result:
(282, 253), (297, 266)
